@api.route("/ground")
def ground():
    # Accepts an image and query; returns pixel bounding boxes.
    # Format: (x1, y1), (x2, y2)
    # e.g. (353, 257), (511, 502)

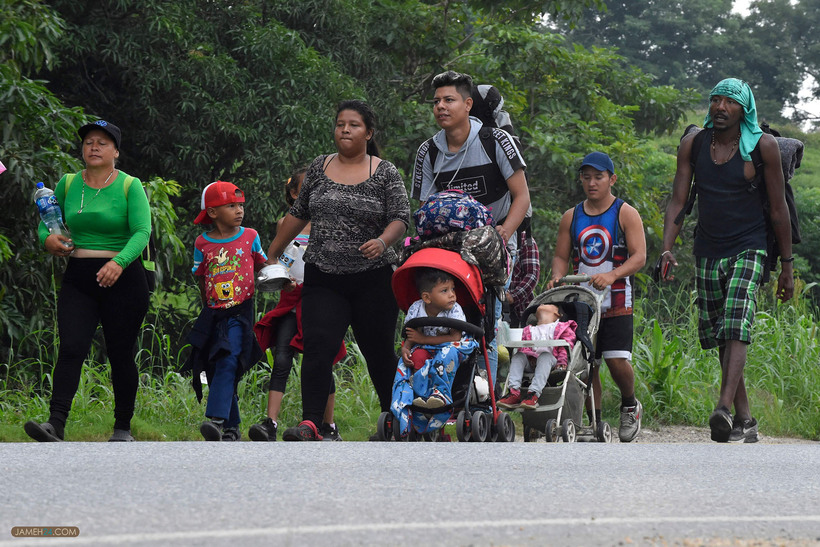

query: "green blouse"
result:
(38, 171), (151, 268)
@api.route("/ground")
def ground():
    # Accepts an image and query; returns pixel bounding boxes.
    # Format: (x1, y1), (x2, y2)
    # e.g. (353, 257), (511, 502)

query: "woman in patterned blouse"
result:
(266, 100), (410, 441)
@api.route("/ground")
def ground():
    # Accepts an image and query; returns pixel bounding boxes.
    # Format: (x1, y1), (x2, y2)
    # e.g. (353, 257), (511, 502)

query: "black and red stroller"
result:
(375, 247), (516, 442)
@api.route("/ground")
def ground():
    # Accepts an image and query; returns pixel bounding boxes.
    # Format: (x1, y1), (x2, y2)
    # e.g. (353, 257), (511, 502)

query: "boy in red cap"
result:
(185, 181), (268, 441)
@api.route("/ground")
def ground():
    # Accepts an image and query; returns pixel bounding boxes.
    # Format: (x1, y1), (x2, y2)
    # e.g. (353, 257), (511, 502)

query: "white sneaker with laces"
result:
(619, 400), (642, 442)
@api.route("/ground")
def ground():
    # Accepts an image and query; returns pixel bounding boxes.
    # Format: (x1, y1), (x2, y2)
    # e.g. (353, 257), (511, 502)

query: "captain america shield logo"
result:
(578, 225), (612, 267)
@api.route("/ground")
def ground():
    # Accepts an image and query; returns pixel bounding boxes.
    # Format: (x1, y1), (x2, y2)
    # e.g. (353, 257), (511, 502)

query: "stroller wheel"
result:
(486, 421), (499, 442)
(561, 419), (576, 443)
(596, 420), (613, 443)
(471, 410), (489, 442)
(544, 419), (559, 442)
(376, 412), (393, 442)
(496, 412), (516, 442)
(456, 410), (470, 442)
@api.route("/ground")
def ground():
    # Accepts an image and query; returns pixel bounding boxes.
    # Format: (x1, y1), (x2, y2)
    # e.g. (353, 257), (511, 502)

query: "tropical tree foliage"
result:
(4, 0), (696, 362)
(557, 0), (805, 123)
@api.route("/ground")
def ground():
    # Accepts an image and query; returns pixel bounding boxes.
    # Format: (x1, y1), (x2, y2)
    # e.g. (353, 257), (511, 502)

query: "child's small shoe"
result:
(519, 391), (540, 410)
(412, 396), (428, 408)
(200, 419), (224, 441)
(497, 389), (522, 409)
(426, 390), (447, 409)
(221, 427), (241, 441)
(320, 423), (343, 441)
(248, 418), (277, 441)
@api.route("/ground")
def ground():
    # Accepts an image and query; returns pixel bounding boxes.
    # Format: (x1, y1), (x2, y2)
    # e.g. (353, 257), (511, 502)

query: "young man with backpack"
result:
(660, 78), (794, 443)
(547, 152), (647, 443)
(412, 70), (530, 385)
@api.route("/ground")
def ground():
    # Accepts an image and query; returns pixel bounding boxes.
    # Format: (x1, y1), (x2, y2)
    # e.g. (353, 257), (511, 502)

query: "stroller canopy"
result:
(392, 248), (485, 316)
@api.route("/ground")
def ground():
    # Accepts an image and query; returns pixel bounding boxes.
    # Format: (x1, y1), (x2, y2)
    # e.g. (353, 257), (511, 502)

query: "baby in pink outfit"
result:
(498, 304), (577, 410)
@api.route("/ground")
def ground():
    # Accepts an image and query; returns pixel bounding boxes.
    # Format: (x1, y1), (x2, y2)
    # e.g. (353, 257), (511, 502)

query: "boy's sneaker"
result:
(248, 418), (277, 442)
(729, 417), (759, 443)
(282, 420), (323, 441)
(320, 423), (343, 441)
(200, 420), (224, 441)
(709, 407), (733, 443)
(24, 421), (64, 442)
(412, 396), (429, 408)
(619, 400), (643, 442)
(426, 390), (448, 409)
(221, 427), (241, 442)
(519, 391), (540, 410)
(497, 390), (522, 409)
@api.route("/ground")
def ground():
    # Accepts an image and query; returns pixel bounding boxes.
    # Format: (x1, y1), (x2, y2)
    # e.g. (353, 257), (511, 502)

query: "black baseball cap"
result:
(78, 120), (121, 150)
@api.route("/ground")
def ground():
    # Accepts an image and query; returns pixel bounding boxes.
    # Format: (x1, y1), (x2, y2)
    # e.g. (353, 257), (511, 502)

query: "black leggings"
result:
(50, 258), (149, 431)
(267, 311), (335, 395)
(299, 264), (399, 426)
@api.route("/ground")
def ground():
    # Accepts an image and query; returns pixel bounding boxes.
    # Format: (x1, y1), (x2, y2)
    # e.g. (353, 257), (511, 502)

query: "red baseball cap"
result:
(194, 181), (245, 224)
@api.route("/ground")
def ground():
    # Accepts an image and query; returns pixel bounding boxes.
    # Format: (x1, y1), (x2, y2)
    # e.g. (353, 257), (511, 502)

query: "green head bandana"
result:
(703, 78), (762, 161)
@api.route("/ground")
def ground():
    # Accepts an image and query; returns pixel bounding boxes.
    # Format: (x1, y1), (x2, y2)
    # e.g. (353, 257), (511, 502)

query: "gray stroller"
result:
(499, 275), (612, 442)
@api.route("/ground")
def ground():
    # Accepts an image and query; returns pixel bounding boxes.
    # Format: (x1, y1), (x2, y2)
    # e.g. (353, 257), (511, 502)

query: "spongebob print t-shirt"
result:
(192, 227), (268, 309)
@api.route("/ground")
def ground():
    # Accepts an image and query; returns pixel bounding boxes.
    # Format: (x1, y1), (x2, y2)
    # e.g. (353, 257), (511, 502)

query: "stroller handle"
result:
(560, 274), (591, 283)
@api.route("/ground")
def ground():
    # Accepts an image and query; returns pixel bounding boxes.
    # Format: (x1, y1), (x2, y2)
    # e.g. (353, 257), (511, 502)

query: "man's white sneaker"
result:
(619, 400), (642, 442)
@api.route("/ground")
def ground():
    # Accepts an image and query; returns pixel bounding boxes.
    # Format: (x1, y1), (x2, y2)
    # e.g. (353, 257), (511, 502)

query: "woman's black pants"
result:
(299, 264), (399, 427)
(49, 258), (149, 431)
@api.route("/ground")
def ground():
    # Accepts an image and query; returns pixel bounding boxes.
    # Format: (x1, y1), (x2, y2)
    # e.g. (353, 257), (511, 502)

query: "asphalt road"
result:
(2, 442), (819, 546)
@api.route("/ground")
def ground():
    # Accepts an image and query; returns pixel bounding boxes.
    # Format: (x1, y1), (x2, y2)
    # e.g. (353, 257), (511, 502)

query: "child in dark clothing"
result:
(188, 181), (267, 441)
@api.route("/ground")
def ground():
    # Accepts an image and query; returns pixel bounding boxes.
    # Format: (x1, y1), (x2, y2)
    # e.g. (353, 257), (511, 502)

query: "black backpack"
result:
(674, 123), (803, 281)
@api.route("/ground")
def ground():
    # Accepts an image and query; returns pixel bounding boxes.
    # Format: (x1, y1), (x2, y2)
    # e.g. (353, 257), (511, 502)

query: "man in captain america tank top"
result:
(547, 152), (647, 442)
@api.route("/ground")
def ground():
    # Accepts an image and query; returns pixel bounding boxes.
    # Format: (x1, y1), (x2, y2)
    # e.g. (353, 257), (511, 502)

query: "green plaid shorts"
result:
(695, 249), (765, 349)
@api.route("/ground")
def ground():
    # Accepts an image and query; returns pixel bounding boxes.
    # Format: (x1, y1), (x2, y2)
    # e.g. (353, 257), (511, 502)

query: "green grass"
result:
(789, 129), (820, 190)
(631, 282), (820, 439)
(1, 284), (818, 441)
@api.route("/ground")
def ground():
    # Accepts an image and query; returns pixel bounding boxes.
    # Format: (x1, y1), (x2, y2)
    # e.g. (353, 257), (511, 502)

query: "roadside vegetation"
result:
(2, 1), (818, 442)
(1, 282), (817, 442)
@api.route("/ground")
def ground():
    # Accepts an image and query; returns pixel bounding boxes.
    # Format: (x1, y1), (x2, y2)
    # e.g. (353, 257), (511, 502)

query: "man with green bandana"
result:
(659, 78), (794, 443)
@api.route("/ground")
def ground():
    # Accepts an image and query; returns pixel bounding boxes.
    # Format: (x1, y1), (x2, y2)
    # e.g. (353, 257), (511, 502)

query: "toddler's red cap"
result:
(194, 181), (245, 224)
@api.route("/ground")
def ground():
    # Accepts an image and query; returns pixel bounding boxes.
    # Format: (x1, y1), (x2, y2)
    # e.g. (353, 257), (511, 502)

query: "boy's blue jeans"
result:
(205, 317), (242, 428)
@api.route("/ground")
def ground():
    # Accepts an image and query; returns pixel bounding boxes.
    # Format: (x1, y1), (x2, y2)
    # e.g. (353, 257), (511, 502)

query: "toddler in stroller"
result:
(391, 267), (478, 438)
(500, 276), (612, 442)
(497, 303), (576, 411)
(379, 247), (516, 442)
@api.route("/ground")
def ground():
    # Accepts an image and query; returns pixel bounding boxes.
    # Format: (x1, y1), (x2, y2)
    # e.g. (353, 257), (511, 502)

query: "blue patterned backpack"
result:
(413, 189), (493, 240)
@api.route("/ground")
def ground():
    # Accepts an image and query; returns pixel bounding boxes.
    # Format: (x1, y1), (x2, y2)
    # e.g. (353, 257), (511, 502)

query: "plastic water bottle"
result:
(33, 182), (73, 248)
(278, 240), (301, 269)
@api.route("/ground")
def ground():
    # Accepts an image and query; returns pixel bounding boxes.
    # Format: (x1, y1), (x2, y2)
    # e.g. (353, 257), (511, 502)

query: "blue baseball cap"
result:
(580, 151), (615, 174)
(78, 120), (122, 150)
